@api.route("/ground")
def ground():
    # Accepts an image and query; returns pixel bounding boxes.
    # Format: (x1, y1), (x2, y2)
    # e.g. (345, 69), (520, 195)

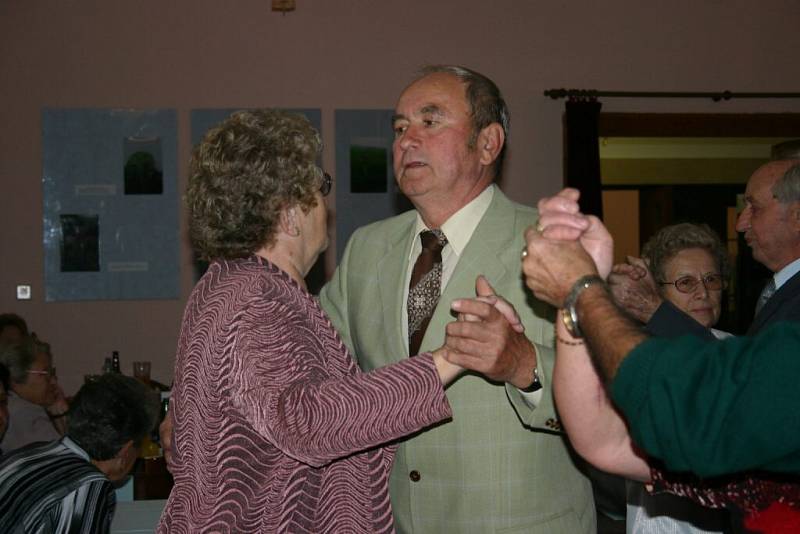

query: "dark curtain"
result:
(564, 98), (603, 218)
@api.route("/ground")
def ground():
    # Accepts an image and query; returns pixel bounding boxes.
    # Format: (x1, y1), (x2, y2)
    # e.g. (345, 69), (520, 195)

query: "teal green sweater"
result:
(611, 321), (800, 478)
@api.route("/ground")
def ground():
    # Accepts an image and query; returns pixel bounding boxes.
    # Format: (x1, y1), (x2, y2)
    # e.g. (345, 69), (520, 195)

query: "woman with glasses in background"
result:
(608, 222), (733, 533)
(643, 223), (730, 338)
(0, 337), (69, 453)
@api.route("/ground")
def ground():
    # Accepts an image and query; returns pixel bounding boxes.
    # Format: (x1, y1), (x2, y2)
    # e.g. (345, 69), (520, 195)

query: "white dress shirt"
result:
(401, 184), (543, 404)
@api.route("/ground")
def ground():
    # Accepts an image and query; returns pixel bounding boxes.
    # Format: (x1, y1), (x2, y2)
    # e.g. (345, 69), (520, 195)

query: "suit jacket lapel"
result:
(377, 217), (417, 358)
(748, 270), (800, 334)
(420, 190), (514, 351)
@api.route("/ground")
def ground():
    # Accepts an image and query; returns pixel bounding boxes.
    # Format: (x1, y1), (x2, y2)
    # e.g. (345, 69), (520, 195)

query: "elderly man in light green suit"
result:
(319, 65), (594, 533)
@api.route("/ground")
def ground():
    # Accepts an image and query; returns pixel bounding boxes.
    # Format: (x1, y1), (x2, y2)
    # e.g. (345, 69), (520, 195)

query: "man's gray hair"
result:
(418, 65), (510, 177)
(771, 139), (800, 160)
(773, 162), (800, 204)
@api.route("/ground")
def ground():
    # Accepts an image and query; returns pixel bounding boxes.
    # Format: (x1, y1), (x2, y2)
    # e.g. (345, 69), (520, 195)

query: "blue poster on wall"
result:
(334, 109), (407, 262)
(42, 108), (179, 301)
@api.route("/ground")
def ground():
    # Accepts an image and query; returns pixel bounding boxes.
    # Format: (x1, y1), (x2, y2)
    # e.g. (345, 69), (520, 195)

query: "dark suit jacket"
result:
(747, 270), (800, 334)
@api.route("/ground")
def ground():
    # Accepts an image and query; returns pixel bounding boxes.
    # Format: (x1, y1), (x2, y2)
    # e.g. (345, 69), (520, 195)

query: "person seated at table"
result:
(0, 313), (28, 346)
(0, 336), (70, 452)
(0, 373), (156, 533)
(157, 109), (507, 533)
(0, 364), (9, 452)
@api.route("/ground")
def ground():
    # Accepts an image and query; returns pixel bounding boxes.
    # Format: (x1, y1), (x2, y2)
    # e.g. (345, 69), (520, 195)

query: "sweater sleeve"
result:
(231, 298), (452, 468)
(611, 321), (800, 477)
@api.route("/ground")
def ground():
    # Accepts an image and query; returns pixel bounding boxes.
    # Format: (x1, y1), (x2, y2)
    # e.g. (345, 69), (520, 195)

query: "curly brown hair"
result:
(187, 109), (322, 260)
(641, 223), (730, 287)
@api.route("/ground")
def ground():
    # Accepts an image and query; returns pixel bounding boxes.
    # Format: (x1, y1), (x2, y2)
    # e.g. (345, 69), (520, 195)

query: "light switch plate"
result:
(16, 285), (31, 300)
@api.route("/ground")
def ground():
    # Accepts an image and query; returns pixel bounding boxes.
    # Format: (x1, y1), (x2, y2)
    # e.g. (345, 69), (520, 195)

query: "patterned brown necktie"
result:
(407, 229), (447, 356)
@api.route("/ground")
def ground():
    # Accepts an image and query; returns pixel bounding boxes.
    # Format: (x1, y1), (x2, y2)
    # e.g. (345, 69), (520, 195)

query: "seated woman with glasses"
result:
(0, 364), (9, 453)
(0, 336), (70, 453)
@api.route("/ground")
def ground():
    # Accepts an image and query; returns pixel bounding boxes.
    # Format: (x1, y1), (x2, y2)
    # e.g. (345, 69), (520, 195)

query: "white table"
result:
(111, 499), (166, 533)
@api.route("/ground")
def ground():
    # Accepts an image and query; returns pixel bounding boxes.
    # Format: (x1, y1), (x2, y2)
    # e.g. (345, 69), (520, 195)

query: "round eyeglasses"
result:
(27, 367), (56, 378)
(319, 172), (332, 197)
(659, 273), (726, 294)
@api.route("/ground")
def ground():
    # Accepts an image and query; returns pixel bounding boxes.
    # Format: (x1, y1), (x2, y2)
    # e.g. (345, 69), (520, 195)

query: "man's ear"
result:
(279, 207), (300, 237)
(110, 439), (136, 474)
(477, 123), (505, 167)
(117, 439), (135, 459)
(789, 201), (800, 231)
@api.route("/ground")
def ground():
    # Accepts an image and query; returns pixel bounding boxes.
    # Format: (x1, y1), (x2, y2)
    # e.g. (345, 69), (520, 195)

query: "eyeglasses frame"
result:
(320, 172), (332, 197)
(659, 273), (727, 294)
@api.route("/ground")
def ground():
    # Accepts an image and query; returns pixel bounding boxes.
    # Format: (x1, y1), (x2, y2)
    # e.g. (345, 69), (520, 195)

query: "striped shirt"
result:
(0, 437), (115, 533)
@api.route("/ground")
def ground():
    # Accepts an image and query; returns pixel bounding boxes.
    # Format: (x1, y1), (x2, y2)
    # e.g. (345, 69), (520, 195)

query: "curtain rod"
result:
(544, 89), (800, 102)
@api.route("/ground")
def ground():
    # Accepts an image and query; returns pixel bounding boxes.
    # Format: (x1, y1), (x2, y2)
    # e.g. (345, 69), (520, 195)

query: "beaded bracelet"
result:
(556, 334), (585, 346)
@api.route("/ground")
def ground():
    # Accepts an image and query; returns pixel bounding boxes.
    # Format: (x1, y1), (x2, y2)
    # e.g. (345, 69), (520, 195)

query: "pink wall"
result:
(2, 0), (799, 392)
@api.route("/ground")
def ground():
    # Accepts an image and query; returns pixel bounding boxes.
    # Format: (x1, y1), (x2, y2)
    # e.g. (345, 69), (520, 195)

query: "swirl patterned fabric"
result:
(158, 256), (452, 533)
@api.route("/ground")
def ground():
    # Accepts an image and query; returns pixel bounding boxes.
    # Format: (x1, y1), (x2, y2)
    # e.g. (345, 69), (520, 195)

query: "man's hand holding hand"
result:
(522, 188), (614, 307)
(444, 277), (537, 389)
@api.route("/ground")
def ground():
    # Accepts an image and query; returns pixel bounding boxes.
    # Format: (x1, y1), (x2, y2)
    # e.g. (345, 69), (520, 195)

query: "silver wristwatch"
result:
(561, 275), (606, 339)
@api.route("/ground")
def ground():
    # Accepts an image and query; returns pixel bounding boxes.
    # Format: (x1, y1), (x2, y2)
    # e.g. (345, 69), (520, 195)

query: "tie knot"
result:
(420, 229), (447, 252)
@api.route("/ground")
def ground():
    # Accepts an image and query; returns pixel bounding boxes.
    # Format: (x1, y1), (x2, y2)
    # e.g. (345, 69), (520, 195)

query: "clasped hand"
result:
(607, 256), (662, 323)
(443, 276), (537, 390)
(521, 188), (613, 308)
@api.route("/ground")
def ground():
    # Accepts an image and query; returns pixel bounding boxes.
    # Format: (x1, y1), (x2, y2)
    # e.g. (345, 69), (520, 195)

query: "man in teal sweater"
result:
(512, 187), (800, 478)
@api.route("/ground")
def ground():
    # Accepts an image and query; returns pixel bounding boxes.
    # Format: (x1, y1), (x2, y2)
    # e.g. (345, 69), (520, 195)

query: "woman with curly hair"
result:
(642, 222), (730, 335)
(609, 223), (731, 339)
(158, 109), (469, 533)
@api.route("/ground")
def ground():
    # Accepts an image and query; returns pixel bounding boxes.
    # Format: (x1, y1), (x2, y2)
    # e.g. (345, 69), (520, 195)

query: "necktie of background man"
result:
(754, 278), (777, 316)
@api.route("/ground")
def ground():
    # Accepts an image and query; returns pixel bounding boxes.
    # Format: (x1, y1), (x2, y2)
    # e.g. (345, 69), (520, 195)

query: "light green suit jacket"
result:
(320, 189), (595, 533)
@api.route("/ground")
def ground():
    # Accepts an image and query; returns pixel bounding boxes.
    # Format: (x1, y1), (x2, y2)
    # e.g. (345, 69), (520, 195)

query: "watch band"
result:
(561, 274), (606, 338)
(520, 365), (542, 393)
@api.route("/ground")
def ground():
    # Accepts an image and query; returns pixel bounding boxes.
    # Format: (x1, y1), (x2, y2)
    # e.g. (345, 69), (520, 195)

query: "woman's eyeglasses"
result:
(27, 367), (56, 378)
(320, 172), (332, 197)
(660, 273), (726, 294)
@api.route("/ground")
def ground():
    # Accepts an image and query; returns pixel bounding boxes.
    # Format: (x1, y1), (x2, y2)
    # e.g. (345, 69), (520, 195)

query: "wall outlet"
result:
(16, 285), (31, 300)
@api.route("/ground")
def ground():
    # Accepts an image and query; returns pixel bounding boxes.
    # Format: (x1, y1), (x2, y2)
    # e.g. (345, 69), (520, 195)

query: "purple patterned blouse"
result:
(158, 256), (452, 533)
